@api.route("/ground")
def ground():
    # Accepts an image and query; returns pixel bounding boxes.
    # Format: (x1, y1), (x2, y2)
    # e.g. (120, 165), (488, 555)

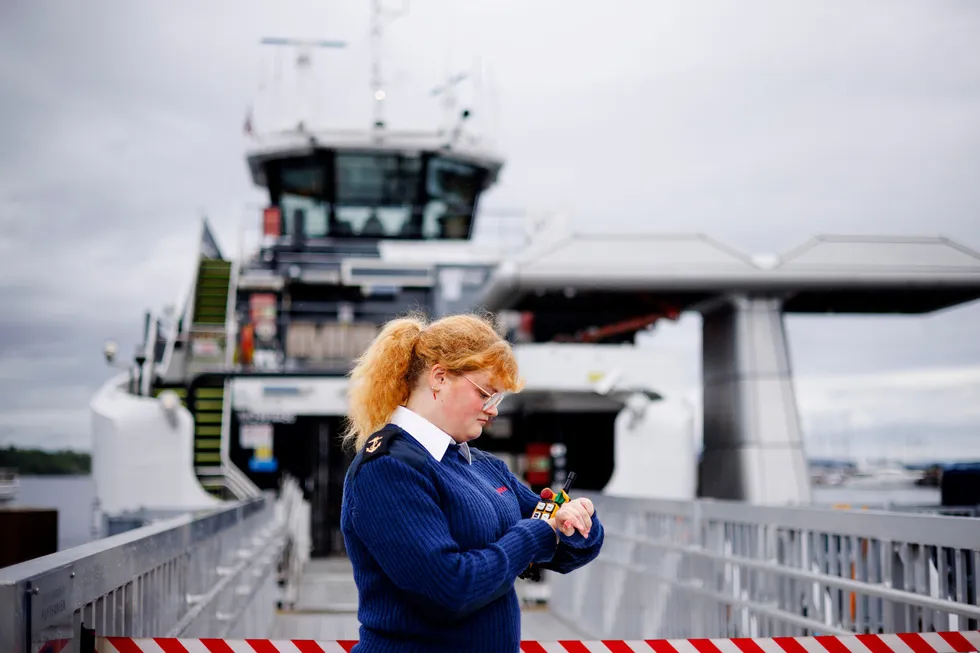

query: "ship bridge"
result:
(244, 129), (502, 251)
(477, 232), (980, 504)
(234, 128), (508, 367)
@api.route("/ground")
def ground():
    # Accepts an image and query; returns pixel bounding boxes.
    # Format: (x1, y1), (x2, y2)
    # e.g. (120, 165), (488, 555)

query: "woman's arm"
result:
(488, 456), (604, 574)
(349, 455), (558, 619)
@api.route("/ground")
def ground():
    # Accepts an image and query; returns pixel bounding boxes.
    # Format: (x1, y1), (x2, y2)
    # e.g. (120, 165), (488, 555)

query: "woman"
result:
(340, 312), (604, 652)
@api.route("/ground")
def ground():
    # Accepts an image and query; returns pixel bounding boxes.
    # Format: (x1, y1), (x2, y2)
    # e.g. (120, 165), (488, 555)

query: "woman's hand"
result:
(553, 498), (594, 538)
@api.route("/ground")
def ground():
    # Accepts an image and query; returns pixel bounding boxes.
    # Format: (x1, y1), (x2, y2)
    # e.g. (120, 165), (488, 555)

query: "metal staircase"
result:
(139, 224), (258, 502)
(190, 379), (233, 499)
(152, 378), (243, 500)
(189, 375), (259, 501)
(185, 247), (258, 501)
(193, 259), (232, 327)
(191, 382), (224, 468)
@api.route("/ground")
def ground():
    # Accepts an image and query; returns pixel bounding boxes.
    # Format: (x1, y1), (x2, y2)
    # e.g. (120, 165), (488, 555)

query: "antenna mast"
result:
(430, 72), (468, 136)
(260, 36), (346, 132)
(371, 0), (410, 136)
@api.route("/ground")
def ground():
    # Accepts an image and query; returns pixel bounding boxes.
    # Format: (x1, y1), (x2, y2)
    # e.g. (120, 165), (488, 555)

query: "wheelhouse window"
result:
(334, 152), (421, 238)
(422, 157), (482, 240)
(264, 150), (488, 240)
(278, 158), (330, 238)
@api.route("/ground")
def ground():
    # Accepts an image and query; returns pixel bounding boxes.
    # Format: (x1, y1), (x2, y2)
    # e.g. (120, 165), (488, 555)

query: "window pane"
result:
(281, 159), (324, 198)
(335, 153), (421, 206)
(281, 194), (328, 238)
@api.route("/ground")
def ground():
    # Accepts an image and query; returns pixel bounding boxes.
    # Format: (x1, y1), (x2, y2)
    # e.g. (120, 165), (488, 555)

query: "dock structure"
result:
(477, 233), (980, 506)
(2, 484), (979, 651)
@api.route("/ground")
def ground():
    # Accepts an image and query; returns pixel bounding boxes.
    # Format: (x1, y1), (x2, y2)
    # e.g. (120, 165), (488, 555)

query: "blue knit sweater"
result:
(340, 424), (604, 652)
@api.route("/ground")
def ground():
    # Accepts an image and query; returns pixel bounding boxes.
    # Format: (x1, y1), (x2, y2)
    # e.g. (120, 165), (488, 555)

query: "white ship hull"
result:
(90, 342), (697, 525)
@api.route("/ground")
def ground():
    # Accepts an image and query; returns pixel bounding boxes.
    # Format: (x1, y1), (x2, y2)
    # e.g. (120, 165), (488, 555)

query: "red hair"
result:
(342, 311), (524, 451)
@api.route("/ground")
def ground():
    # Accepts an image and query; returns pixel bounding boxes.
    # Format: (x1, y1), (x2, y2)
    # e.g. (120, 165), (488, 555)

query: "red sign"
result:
(263, 206), (281, 236)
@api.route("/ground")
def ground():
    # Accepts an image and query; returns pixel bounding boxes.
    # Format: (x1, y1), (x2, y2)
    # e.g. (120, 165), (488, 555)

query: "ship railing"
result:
(550, 495), (980, 640)
(0, 490), (305, 653)
(276, 476), (312, 611)
(223, 252), (240, 370)
(882, 504), (980, 518)
(144, 315), (159, 397)
(218, 377), (262, 500)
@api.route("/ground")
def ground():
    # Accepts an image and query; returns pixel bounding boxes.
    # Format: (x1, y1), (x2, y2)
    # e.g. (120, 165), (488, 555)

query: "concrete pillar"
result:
(698, 294), (811, 505)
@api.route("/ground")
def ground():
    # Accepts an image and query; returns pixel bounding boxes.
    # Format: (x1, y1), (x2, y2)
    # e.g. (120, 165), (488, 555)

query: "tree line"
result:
(0, 446), (91, 475)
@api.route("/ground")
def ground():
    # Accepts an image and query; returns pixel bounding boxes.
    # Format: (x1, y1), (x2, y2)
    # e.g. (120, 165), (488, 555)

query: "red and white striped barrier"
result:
(95, 632), (980, 653)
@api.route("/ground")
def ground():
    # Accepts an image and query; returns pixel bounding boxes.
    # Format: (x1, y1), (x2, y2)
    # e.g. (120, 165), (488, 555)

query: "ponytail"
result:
(342, 315), (425, 451)
(342, 310), (524, 452)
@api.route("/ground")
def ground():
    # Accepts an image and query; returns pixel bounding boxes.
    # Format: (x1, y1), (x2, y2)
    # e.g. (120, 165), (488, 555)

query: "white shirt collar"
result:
(391, 406), (471, 463)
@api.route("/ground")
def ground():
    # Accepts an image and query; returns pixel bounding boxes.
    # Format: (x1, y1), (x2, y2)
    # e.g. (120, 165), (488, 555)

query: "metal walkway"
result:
(270, 557), (589, 640)
(3, 486), (980, 652)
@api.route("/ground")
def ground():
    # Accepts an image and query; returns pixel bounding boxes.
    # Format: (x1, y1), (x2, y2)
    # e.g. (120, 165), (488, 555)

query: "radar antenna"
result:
(430, 71), (468, 138)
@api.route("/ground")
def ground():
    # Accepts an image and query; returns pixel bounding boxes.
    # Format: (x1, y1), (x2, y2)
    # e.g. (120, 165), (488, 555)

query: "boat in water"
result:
(0, 468), (17, 504)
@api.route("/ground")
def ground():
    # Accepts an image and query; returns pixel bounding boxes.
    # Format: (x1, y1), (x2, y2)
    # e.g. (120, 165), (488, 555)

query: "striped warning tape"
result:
(94, 632), (980, 653)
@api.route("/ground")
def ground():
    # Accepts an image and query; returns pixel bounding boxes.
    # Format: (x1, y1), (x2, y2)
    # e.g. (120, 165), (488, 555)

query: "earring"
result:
(432, 388), (438, 400)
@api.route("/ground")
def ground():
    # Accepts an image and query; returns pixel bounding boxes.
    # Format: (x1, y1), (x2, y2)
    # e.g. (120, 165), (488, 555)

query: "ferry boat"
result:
(86, 7), (980, 551)
(88, 22), (696, 554)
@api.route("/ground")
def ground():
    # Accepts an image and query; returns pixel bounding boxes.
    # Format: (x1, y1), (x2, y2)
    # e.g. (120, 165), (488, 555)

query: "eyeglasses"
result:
(462, 375), (506, 412)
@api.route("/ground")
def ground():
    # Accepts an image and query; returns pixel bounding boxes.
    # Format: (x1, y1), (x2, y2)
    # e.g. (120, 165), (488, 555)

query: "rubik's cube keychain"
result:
(530, 471), (576, 521)
(521, 472), (577, 582)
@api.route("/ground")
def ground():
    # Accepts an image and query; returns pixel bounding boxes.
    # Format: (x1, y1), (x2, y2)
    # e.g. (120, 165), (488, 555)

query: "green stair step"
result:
(195, 296), (228, 305)
(152, 387), (186, 397)
(196, 283), (230, 292)
(192, 378), (228, 496)
(199, 260), (231, 270)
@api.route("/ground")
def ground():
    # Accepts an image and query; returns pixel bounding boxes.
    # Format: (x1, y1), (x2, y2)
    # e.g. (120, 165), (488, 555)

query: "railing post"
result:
(693, 499), (704, 549)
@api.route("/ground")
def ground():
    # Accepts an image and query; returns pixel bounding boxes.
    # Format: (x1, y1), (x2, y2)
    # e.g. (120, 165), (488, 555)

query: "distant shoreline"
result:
(0, 446), (91, 475)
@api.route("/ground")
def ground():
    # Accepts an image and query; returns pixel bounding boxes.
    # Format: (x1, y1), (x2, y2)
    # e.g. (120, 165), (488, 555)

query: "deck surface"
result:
(270, 557), (587, 640)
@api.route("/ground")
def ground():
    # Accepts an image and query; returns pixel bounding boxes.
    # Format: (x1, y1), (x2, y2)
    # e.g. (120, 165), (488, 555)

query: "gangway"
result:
(3, 487), (979, 653)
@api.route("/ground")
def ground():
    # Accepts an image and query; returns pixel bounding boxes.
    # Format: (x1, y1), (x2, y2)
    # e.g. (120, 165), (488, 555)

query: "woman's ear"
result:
(429, 364), (448, 389)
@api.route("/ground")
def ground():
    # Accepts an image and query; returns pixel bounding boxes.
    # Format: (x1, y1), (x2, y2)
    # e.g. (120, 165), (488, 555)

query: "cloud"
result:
(0, 409), (94, 451)
(2, 0), (979, 455)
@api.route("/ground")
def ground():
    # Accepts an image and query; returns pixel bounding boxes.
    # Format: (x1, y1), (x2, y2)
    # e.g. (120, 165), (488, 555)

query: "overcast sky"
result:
(1, 0), (979, 461)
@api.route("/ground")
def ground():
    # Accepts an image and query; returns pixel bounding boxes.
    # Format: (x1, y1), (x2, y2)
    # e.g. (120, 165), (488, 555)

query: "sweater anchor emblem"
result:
(366, 436), (382, 453)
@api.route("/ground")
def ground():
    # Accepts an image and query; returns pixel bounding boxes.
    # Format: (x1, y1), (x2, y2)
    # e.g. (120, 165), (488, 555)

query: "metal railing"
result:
(275, 477), (312, 610)
(0, 493), (291, 653)
(224, 254), (240, 370)
(218, 378), (262, 500)
(549, 495), (980, 640)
